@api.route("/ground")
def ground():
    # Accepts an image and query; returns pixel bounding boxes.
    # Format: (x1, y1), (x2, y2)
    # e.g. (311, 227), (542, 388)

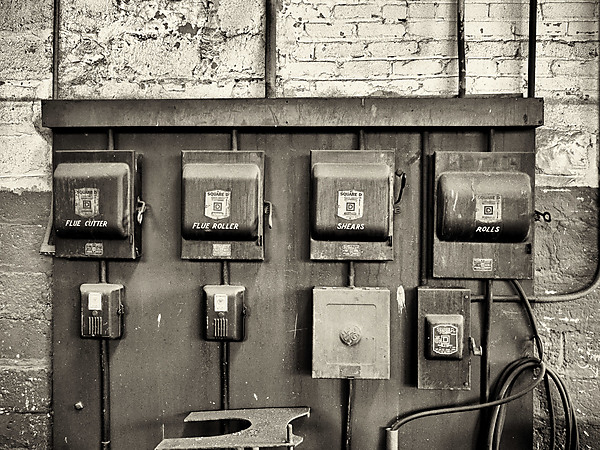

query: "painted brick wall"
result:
(0, 0), (598, 448)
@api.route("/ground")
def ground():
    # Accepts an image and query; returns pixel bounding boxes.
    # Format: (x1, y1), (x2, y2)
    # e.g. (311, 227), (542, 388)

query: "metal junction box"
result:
(310, 150), (395, 260)
(433, 151), (535, 279)
(418, 287), (471, 390)
(53, 150), (142, 259)
(181, 151), (264, 260)
(203, 285), (246, 341)
(80, 283), (124, 339)
(312, 287), (390, 379)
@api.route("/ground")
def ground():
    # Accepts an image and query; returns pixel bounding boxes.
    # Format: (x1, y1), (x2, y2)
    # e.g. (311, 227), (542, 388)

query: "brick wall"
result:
(0, 0), (597, 448)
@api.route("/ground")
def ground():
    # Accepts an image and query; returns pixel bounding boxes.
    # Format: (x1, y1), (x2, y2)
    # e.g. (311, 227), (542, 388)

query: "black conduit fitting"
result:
(457, 0), (467, 97)
(220, 261), (231, 411)
(99, 261), (111, 450)
(527, 0), (538, 98)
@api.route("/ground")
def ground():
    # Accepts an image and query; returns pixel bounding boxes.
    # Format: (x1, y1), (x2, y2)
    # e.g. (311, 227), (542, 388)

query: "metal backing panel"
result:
(50, 116), (535, 449)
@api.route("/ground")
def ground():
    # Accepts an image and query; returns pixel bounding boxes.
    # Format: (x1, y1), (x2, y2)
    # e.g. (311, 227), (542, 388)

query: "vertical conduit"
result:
(419, 132), (431, 286)
(457, 0), (467, 97)
(99, 260), (111, 450)
(52, 0), (60, 98)
(265, 0), (277, 98)
(527, 0), (538, 98)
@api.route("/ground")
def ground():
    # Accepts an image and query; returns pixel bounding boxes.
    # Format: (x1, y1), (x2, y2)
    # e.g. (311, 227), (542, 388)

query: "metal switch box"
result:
(312, 287), (390, 379)
(203, 285), (246, 341)
(425, 314), (464, 360)
(432, 152), (535, 279)
(80, 283), (124, 339)
(181, 151), (265, 260)
(310, 150), (395, 261)
(52, 150), (142, 259)
(437, 172), (532, 243)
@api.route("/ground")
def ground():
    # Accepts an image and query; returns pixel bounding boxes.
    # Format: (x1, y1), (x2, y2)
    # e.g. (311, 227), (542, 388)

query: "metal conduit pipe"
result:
(52, 0), (60, 99)
(265, 0), (277, 98)
(99, 260), (111, 450)
(457, 0), (467, 97)
(528, 0), (538, 98)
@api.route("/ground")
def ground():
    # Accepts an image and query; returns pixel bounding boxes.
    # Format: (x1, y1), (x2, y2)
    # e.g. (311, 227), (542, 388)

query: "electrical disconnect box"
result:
(181, 151), (265, 260)
(203, 285), (246, 341)
(312, 287), (390, 379)
(310, 150), (395, 260)
(80, 283), (124, 339)
(417, 287), (471, 390)
(53, 150), (142, 259)
(432, 151), (534, 279)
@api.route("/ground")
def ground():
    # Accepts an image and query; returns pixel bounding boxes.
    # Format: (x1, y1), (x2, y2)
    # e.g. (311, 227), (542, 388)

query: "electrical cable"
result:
(387, 359), (545, 432)
(510, 280), (579, 450)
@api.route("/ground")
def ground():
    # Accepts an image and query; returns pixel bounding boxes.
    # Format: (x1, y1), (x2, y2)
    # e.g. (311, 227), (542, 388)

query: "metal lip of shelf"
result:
(42, 97), (543, 129)
(155, 407), (310, 450)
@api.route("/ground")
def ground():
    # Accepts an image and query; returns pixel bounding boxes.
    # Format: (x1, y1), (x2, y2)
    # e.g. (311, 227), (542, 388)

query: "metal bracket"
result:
(393, 171), (406, 214)
(155, 407), (310, 449)
(469, 337), (483, 356)
(264, 201), (273, 229)
(136, 197), (147, 225)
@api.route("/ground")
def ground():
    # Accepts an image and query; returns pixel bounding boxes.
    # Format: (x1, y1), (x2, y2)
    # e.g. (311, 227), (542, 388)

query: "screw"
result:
(74, 401), (84, 410)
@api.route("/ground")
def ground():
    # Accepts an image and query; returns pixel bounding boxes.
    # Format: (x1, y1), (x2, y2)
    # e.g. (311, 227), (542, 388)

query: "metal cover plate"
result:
(312, 287), (390, 379)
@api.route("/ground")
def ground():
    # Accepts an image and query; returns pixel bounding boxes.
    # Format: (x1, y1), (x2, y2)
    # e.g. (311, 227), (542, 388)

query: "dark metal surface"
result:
(48, 100), (538, 450)
(41, 98), (544, 128)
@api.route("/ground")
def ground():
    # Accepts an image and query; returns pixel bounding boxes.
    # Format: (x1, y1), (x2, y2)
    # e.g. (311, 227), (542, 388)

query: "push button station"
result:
(80, 283), (124, 339)
(203, 285), (246, 341)
(310, 150), (395, 261)
(181, 151), (265, 260)
(425, 314), (464, 360)
(53, 150), (142, 259)
(417, 287), (471, 390)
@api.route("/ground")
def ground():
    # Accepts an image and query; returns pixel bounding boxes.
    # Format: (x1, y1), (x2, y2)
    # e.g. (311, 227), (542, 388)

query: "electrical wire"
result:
(510, 280), (579, 450)
(387, 358), (545, 431)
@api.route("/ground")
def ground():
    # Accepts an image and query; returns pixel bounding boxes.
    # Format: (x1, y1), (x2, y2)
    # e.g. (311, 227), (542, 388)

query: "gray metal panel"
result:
(42, 98), (543, 129)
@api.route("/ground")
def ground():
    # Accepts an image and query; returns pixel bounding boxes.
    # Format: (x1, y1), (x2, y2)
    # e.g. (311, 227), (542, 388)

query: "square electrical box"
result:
(203, 285), (246, 341)
(312, 287), (390, 379)
(310, 150), (395, 261)
(53, 150), (142, 259)
(418, 287), (471, 390)
(432, 151), (534, 279)
(80, 283), (124, 339)
(181, 151), (264, 260)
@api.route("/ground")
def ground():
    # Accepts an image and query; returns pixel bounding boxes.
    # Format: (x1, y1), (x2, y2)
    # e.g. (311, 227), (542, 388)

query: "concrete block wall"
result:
(0, 0), (597, 448)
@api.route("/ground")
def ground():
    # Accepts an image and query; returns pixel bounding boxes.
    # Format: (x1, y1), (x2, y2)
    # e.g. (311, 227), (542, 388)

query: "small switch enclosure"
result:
(53, 150), (142, 259)
(418, 287), (470, 390)
(425, 314), (464, 360)
(80, 283), (124, 339)
(312, 287), (390, 379)
(203, 285), (246, 341)
(181, 151), (264, 260)
(310, 150), (395, 261)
